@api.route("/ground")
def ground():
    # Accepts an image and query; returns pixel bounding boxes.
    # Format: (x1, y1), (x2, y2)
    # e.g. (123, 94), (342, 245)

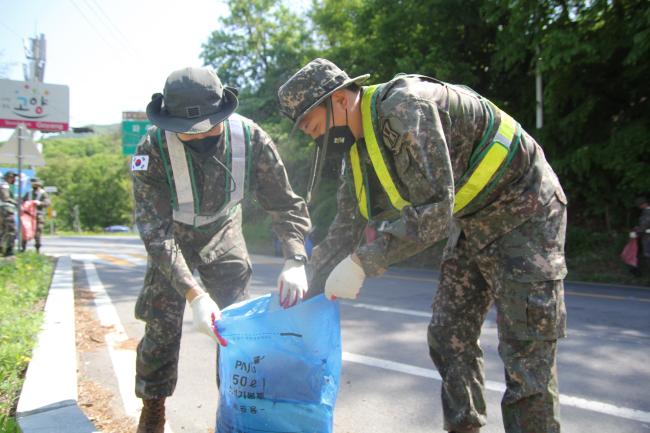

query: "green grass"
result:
(0, 253), (54, 432)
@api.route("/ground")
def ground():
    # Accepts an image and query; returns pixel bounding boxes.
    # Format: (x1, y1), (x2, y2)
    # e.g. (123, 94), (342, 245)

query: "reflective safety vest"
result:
(349, 84), (521, 220)
(156, 114), (251, 227)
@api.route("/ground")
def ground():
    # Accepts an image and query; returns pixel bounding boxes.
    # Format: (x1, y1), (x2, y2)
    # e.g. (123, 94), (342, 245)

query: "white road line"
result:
(82, 259), (140, 418)
(343, 301), (432, 318)
(343, 352), (650, 424)
(81, 258), (173, 433)
(342, 301), (499, 329)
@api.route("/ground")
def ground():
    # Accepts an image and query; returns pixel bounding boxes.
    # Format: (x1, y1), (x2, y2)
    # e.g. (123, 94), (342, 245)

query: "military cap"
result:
(278, 58), (369, 132)
(30, 177), (42, 186)
(147, 67), (239, 134)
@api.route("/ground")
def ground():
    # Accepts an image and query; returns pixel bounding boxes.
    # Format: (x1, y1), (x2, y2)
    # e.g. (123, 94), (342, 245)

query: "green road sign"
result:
(122, 119), (150, 155)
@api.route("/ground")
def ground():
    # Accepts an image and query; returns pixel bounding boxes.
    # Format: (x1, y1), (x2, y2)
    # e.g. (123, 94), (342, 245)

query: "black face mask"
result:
(179, 134), (221, 154)
(315, 101), (356, 157)
(315, 125), (356, 156)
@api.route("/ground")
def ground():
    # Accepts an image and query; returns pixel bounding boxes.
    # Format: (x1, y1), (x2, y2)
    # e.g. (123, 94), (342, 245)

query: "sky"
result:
(0, 0), (229, 141)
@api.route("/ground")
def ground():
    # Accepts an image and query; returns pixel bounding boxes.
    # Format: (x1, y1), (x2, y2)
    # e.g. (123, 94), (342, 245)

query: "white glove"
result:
(630, 231), (638, 239)
(324, 255), (365, 300)
(277, 259), (308, 308)
(190, 293), (227, 346)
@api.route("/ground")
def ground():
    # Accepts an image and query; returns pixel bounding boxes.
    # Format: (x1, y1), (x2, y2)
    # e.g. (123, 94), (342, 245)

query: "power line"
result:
(81, 0), (139, 58)
(88, 0), (135, 52)
(67, 0), (129, 61)
(0, 20), (22, 40)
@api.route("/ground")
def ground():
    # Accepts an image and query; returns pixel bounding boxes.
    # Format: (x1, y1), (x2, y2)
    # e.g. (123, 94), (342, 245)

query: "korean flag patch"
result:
(131, 155), (149, 171)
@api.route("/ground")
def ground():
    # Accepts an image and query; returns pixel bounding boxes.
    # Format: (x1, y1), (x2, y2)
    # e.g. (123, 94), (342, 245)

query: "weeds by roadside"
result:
(0, 253), (54, 433)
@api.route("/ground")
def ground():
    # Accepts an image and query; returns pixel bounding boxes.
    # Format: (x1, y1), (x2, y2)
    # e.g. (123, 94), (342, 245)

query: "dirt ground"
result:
(75, 280), (137, 433)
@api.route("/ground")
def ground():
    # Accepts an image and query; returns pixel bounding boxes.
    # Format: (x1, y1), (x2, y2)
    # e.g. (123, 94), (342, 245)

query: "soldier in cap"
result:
(0, 171), (17, 256)
(132, 67), (311, 433)
(278, 58), (568, 433)
(22, 177), (51, 253)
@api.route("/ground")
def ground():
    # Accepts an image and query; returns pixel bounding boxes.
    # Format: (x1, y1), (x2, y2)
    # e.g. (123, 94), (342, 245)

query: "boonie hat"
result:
(146, 67), (238, 134)
(278, 58), (369, 133)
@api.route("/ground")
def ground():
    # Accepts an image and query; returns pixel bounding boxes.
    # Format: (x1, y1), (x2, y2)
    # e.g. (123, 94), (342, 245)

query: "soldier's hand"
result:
(277, 259), (308, 308)
(324, 254), (365, 300)
(189, 293), (227, 346)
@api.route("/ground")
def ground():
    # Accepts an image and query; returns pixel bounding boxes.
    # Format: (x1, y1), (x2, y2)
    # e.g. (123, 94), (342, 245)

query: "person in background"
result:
(0, 171), (17, 257)
(633, 196), (650, 275)
(22, 177), (51, 253)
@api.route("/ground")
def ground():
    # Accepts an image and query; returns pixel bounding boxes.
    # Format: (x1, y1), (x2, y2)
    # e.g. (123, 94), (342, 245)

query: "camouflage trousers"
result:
(134, 235), (252, 399)
(22, 215), (44, 250)
(427, 194), (567, 433)
(0, 206), (16, 255)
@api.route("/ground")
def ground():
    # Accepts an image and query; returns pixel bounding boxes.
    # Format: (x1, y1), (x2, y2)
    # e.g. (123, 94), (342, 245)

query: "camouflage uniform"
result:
(280, 63), (567, 433)
(131, 117), (310, 399)
(22, 185), (50, 251)
(0, 178), (17, 256)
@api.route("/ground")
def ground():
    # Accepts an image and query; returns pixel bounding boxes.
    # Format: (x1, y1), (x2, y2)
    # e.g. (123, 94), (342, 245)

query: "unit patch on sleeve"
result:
(382, 119), (402, 153)
(131, 155), (149, 171)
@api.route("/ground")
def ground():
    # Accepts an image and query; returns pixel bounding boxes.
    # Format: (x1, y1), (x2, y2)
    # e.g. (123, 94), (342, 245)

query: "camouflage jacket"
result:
(0, 181), (16, 207)
(310, 75), (566, 288)
(132, 116), (311, 297)
(23, 189), (51, 215)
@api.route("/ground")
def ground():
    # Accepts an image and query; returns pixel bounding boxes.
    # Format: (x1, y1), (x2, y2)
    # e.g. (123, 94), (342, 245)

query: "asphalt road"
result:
(40, 235), (650, 433)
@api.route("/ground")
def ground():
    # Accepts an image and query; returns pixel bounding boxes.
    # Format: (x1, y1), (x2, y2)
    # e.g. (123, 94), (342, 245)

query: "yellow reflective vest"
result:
(349, 84), (521, 220)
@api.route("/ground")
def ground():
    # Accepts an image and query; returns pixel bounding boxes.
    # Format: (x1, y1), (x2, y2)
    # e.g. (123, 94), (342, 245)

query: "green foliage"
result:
(200, 0), (650, 245)
(201, 0), (317, 122)
(0, 253), (53, 424)
(37, 134), (133, 231)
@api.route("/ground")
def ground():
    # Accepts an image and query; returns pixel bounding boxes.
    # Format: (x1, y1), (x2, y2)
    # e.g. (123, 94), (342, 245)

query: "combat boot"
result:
(136, 397), (165, 433)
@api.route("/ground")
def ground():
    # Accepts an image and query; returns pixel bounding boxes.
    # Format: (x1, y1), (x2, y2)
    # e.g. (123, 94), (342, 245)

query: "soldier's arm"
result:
(308, 159), (366, 294)
(355, 93), (454, 276)
(131, 130), (198, 298)
(41, 191), (51, 208)
(248, 122), (311, 258)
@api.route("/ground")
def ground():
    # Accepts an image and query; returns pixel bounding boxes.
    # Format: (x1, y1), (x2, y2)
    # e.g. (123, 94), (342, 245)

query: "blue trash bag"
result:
(215, 293), (341, 433)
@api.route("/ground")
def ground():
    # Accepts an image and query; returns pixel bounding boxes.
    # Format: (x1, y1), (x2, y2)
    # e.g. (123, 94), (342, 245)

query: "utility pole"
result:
(15, 33), (47, 250)
(23, 33), (46, 82)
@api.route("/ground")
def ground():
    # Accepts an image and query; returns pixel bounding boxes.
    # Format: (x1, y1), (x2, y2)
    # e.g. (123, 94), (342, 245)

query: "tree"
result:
(201, 0), (317, 122)
(37, 134), (133, 231)
(485, 0), (650, 229)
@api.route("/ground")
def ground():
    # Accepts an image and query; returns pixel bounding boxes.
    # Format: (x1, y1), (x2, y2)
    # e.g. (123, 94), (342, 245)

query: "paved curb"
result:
(16, 255), (98, 433)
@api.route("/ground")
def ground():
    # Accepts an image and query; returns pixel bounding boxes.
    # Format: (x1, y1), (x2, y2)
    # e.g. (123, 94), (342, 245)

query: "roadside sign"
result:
(0, 79), (69, 132)
(122, 111), (150, 155)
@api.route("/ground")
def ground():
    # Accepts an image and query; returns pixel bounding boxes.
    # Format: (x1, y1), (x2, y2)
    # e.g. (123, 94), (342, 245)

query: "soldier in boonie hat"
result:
(133, 67), (311, 433)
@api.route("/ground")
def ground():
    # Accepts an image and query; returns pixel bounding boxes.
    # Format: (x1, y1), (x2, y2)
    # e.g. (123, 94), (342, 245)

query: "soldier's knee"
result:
(427, 317), (451, 358)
